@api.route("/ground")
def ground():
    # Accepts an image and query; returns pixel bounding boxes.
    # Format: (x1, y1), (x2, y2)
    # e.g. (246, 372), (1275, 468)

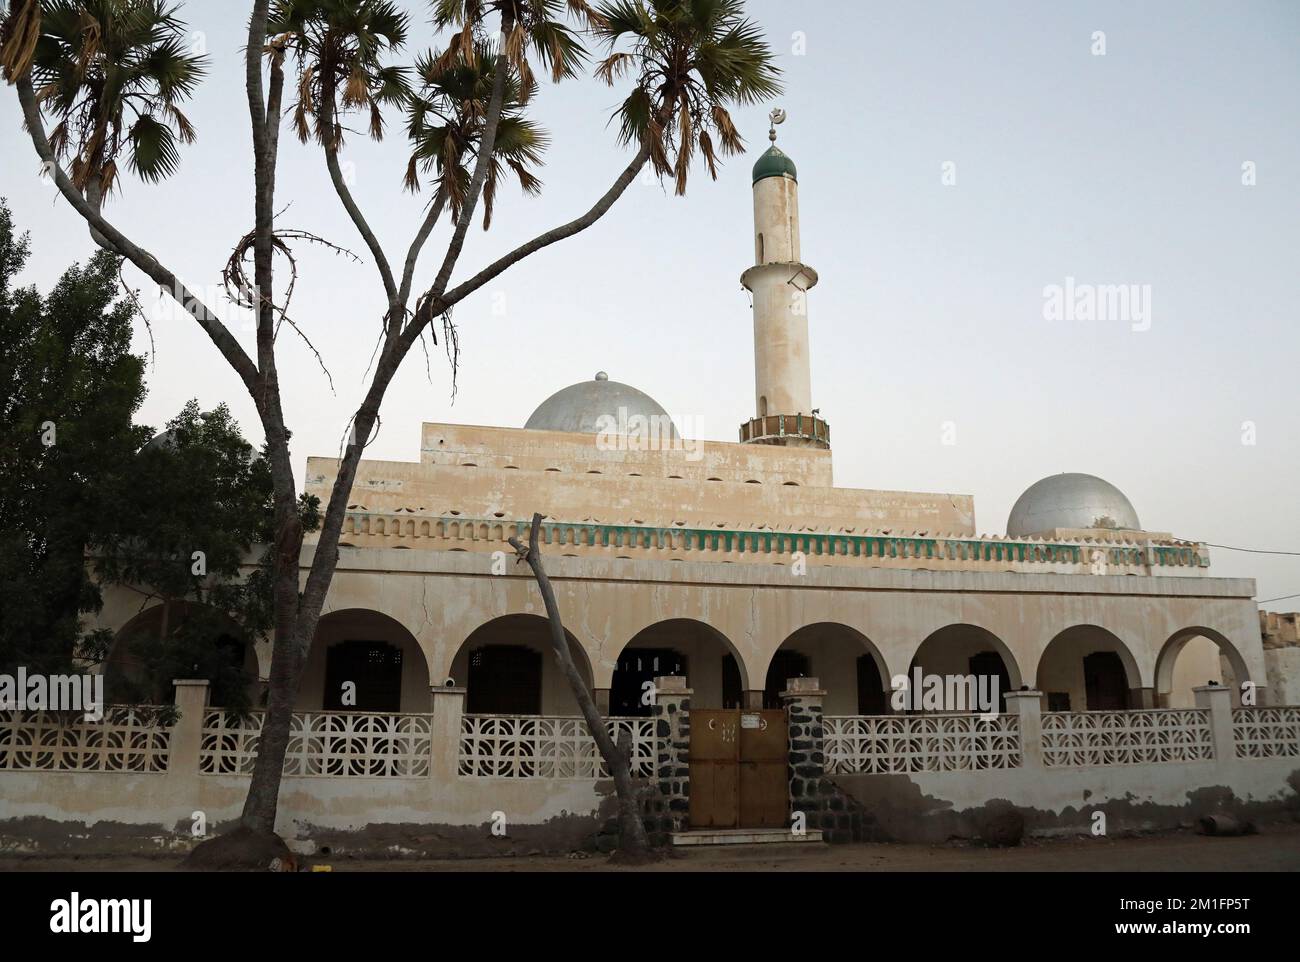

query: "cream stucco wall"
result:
(91, 545), (1268, 714)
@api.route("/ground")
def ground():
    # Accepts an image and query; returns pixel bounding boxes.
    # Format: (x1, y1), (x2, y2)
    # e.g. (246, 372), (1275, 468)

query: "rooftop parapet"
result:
(319, 513), (1212, 576)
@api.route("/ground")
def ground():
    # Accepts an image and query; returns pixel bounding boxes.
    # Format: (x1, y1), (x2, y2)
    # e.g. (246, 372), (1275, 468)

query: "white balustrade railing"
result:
(4, 701), (1292, 781)
(823, 713), (1021, 774)
(1042, 709), (1212, 767)
(200, 710), (432, 777)
(0, 707), (172, 773)
(458, 715), (656, 778)
(1232, 707), (1300, 759)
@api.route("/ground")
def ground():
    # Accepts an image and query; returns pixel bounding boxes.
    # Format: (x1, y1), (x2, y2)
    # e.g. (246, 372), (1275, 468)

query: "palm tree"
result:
(594, 0), (781, 194)
(404, 41), (548, 229)
(429, 0), (600, 87)
(1, 0), (206, 210)
(269, 0), (410, 149)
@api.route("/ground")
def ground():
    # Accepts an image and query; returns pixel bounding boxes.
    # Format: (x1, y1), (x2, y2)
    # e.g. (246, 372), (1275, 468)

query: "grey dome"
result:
(1007, 473), (1141, 537)
(525, 372), (679, 438)
(142, 429), (180, 452)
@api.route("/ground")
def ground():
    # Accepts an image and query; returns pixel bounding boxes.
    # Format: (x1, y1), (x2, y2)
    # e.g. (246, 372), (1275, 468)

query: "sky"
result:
(2, 0), (1297, 603)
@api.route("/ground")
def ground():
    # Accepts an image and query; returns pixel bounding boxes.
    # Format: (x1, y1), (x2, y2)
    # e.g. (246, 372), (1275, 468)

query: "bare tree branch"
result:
(401, 140), (652, 347)
(322, 97), (397, 303)
(397, 186), (448, 309)
(245, 0), (270, 145)
(509, 513), (650, 857)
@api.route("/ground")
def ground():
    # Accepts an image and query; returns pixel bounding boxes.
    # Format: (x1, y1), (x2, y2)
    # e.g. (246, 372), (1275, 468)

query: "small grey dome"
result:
(1007, 473), (1141, 537)
(524, 373), (679, 438)
(142, 429), (180, 452)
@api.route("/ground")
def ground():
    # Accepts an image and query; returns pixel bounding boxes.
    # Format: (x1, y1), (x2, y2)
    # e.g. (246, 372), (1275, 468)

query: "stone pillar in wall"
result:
(650, 675), (692, 837)
(167, 679), (209, 833)
(743, 690), (765, 710)
(594, 688), (611, 714)
(782, 676), (836, 838)
(168, 680), (209, 764)
(1127, 687), (1155, 709)
(1193, 683), (1235, 764)
(1003, 689), (1044, 770)
(429, 684), (466, 781)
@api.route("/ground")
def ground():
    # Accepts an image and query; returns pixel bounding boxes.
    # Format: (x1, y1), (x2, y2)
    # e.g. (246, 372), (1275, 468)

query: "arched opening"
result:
(299, 609), (430, 712)
(106, 602), (258, 708)
(768, 623), (891, 714)
(759, 395), (768, 416)
(1036, 625), (1142, 711)
(1155, 627), (1246, 708)
(907, 624), (1021, 713)
(612, 619), (746, 714)
(451, 614), (594, 716)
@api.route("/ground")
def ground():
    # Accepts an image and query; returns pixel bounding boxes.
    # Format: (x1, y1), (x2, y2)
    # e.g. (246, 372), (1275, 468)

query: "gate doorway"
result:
(689, 709), (788, 829)
(1084, 651), (1129, 710)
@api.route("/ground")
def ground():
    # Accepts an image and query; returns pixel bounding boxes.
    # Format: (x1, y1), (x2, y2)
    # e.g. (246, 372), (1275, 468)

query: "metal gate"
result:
(689, 709), (788, 829)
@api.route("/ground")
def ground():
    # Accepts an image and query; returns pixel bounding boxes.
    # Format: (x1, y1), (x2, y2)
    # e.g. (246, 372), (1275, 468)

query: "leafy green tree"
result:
(96, 401), (320, 710)
(0, 198), (317, 709)
(0, 197), (149, 676)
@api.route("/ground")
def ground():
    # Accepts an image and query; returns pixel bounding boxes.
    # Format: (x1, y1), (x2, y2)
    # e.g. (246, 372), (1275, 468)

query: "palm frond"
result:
(594, 0), (781, 193)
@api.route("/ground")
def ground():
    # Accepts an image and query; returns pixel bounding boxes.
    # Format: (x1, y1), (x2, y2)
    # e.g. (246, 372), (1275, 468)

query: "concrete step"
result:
(670, 828), (824, 847)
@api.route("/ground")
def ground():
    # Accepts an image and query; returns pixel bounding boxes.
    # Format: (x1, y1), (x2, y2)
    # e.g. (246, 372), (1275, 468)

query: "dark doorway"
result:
(968, 651), (1011, 713)
(611, 647), (685, 716)
(856, 655), (889, 715)
(722, 654), (743, 709)
(1083, 651), (1129, 710)
(324, 640), (403, 712)
(466, 645), (542, 715)
(764, 650), (810, 709)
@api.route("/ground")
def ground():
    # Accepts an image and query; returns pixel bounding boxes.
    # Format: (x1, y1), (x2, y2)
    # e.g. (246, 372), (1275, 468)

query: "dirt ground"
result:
(5, 822), (1300, 872)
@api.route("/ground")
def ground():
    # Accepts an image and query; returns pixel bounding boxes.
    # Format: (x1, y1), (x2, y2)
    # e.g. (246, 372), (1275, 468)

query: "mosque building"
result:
(26, 115), (1296, 854)
(265, 115), (1270, 723)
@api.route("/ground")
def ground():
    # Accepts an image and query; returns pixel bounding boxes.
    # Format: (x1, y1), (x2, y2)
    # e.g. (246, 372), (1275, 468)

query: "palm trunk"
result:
(509, 513), (650, 856)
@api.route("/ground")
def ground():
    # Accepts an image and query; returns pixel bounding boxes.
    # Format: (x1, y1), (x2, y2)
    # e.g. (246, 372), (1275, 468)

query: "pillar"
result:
(1193, 683), (1234, 763)
(742, 689), (764, 710)
(594, 688), (611, 714)
(1003, 689), (1044, 770)
(781, 676), (833, 837)
(167, 679), (209, 829)
(429, 684), (466, 781)
(1127, 686), (1155, 709)
(651, 675), (691, 835)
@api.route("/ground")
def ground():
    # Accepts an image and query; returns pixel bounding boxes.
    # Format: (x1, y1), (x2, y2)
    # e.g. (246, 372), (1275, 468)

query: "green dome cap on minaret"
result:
(752, 145), (797, 184)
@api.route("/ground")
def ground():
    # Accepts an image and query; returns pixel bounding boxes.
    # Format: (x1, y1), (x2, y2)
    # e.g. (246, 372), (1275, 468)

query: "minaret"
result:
(740, 109), (828, 449)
